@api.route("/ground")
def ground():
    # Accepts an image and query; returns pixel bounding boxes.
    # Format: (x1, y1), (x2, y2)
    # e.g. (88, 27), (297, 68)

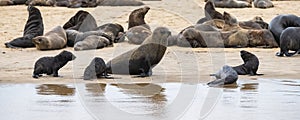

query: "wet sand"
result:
(0, 1), (300, 84)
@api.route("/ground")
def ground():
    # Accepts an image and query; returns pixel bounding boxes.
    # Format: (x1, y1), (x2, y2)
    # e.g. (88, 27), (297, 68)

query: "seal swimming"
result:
(106, 27), (171, 77)
(32, 26), (67, 50)
(208, 65), (238, 87)
(232, 50), (262, 75)
(32, 50), (76, 78)
(5, 5), (44, 48)
(276, 27), (300, 57)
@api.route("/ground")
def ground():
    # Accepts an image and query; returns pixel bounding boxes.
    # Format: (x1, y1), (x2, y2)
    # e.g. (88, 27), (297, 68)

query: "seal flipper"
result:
(284, 50), (299, 57)
(207, 79), (225, 87)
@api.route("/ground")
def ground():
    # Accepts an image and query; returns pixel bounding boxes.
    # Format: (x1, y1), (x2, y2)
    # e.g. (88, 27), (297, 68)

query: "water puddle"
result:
(0, 79), (299, 120)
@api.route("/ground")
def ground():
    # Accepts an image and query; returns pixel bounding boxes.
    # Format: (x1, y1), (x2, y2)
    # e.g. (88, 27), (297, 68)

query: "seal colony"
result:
(1, 1), (299, 87)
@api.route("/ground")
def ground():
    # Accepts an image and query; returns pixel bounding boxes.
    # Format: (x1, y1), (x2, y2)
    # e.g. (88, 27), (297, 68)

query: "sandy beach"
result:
(0, 0), (300, 84)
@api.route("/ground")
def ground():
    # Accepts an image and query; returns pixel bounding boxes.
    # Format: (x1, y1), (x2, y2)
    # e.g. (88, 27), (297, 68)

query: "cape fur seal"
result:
(74, 35), (111, 51)
(32, 50), (76, 78)
(197, 1), (223, 24)
(253, 0), (274, 9)
(5, 5), (44, 48)
(106, 27), (171, 76)
(208, 65), (238, 87)
(98, 0), (144, 6)
(128, 6), (150, 30)
(276, 27), (300, 57)
(126, 25), (152, 44)
(207, 0), (251, 8)
(269, 14), (300, 46)
(83, 57), (108, 80)
(32, 26), (67, 50)
(63, 10), (97, 32)
(65, 30), (113, 47)
(95, 23), (125, 43)
(232, 50), (262, 75)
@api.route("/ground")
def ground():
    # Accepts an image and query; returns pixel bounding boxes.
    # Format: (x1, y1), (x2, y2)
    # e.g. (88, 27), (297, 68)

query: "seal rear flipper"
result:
(207, 79), (225, 87)
(284, 50), (299, 57)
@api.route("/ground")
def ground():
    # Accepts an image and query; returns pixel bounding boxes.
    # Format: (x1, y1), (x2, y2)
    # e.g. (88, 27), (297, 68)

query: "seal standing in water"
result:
(276, 27), (300, 57)
(32, 26), (67, 50)
(106, 27), (171, 77)
(232, 50), (262, 75)
(63, 10), (97, 32)
(32, 50), (76, 78)
(208, 65), (238, 87)
(5, 5), (44, 48)
(269, 14), (300, 46)
(83, 57), (108, 80)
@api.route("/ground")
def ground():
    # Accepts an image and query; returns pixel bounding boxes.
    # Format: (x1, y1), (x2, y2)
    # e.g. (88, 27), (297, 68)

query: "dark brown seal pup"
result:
(83, 57), (108, 80)
(197, 1), (223, 24)
(106, 27), (171, 77)
(269, 14), (300, 46)
(276, 27), (300, 57)
(232, 50), (262, 76)
(32, 50), (76, 78)
(5, 6), (44, 48)
(74, 35), (111, 51)
(126, 25), (152, 44)
(253, 0), (274, 9)
(208, 65), (238, 87)
(128, 6), (150, 30)
(32, 26), (67, 50)
(63, 10), (97, 32)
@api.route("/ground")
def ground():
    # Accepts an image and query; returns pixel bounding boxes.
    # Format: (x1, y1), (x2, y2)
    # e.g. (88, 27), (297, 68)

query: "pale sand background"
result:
(0, 1), (300, 84)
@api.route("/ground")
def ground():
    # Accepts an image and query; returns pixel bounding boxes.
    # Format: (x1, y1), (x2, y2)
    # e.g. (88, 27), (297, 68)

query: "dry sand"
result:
(0, 0), (300, 84)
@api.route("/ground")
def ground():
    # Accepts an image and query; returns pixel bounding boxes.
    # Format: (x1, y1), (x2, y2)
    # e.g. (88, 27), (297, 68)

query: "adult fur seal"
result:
(74, 35), (111, 51)
(106, 27), (171, 77)
(232, 50), (262, 75)
(95, 23), (125, 43)
(98, 0), (144, 6)
(276, 27), (300, 57)
(253, 0), (273, 9)
(65, 30), (113, 47)
(5, 6), (44, 48)
(197, 1), (223, 24)
(63, 10), (97, 32)
(208, 65), (238, 87)
(32, 50), (76, 78)
(32, 26), (67, 50)
(83, 57), (108, 80)
(269, 14), (300, 46)
(128, 6), (150, 30)
(126, 25), (152, 44)
(208, 0), (252, 8)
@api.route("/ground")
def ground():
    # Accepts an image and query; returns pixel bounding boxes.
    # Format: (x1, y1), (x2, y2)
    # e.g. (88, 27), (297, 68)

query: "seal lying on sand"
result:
(208, 0), (252, 8)
(208, 65), (238, 87)
(32, 26), (67, 50)
(5, 5), (44, 48)
(74, 35), (111, 51)
(276, 27), (300, 57)
(32, 50), (76, 78)
(63, 10), (97, 32)
(253, 0), (274, 9)
(83, 57), (108, 80)
(106, 27), (171, 77)
(95, 23), (125, 43)
(65, 30), (112, 47)
(232, 50), (262, 75)
(98, 0), (144, 6)
(269, 14), (300, 46)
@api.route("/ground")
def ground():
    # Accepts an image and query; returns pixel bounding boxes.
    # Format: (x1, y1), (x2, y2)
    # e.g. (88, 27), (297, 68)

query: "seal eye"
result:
(38, 38), (42, 42)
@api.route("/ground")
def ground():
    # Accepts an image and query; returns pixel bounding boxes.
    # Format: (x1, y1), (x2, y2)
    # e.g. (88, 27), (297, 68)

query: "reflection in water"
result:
(85, 83), (106, 96)
(36, 84), (75, 96)
(0, 79), (300, 120)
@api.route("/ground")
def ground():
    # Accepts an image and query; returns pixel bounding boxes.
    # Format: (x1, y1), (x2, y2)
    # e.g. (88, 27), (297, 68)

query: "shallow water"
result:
(0, 79), (299, 120)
